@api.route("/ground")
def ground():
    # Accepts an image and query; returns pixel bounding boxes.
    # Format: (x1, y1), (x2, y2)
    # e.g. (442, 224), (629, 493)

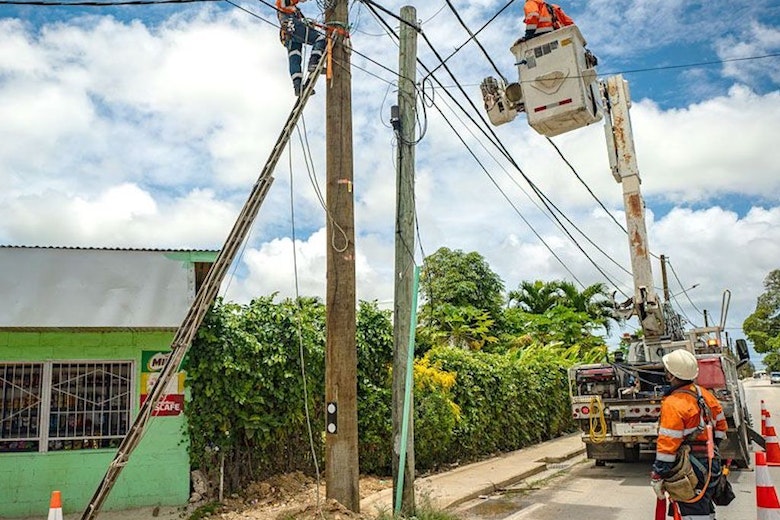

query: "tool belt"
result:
(663, 445), (699, 501)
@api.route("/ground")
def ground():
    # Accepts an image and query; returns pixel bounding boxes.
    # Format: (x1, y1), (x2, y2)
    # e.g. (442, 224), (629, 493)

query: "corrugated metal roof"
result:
(0, 245), (219, 253)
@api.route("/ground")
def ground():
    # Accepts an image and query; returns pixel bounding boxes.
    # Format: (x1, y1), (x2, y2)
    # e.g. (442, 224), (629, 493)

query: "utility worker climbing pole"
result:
(277, 0), (326, 96)
(651, 349), (728, 520)
(520, 0), (574, 41)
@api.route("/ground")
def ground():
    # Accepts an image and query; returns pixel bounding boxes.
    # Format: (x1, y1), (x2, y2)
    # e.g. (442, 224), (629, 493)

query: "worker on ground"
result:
(277, 0), (326, 96)
(651, 349), (728, 519)
(520, 0), (574, 41)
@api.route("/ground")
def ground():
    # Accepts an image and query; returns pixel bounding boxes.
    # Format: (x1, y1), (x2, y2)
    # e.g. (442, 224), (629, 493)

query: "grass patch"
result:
(187, 501), (221, 520)
(374, 495), (464, 520)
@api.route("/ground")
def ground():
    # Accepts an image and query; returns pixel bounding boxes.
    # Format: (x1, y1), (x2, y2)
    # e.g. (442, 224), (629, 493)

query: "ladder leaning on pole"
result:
(80, 55), (327, 520)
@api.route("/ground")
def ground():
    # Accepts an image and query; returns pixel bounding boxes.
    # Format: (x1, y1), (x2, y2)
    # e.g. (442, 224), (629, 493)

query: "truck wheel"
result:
(595, 460), (606, 467)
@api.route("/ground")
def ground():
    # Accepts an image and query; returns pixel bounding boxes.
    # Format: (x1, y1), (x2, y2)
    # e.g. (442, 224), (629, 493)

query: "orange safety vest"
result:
(524, 1), (574, 35)
(655, 383), (728, 464)
(276, 0), (300, 16)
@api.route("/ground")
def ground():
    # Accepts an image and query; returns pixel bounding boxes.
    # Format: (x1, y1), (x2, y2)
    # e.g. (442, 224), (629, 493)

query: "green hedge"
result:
(185, 298), (574, 491)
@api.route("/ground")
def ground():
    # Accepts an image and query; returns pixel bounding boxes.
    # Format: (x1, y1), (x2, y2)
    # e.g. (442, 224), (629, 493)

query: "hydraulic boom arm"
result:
(601, 76), (666, 339)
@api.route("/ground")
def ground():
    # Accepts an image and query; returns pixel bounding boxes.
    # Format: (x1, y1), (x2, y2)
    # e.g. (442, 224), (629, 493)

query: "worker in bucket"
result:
(514, 1), (597, 67)
(650, 349), (727, 519)
(276, 0), (326, 96)
(519, 0), (574, 41)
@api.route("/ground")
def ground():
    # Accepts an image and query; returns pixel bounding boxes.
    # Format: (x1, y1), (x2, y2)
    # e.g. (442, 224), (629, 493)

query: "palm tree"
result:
(552, 280), (619, 334)
(507, 280), (560, 313)
(508, 280), (619, 333)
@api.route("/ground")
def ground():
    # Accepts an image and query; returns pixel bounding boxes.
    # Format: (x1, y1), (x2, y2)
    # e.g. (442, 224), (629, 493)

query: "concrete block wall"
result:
(0, 331), (190, 517)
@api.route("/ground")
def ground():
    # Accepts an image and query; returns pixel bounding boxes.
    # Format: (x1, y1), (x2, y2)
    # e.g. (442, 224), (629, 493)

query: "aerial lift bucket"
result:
(480, 25), (601, 135)
(511, 25), (602, 137)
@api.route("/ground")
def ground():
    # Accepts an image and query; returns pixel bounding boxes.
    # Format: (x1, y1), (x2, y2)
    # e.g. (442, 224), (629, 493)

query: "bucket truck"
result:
(480, 25), (757, 467)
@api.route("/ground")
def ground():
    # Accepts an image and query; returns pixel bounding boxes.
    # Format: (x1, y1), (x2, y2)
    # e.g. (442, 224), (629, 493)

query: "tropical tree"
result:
(507, 280), (561, 313)
(419, 247), (505, 325)
(554, 281), (619, 334)
(508, 280), (618, 334)
(743, 269), (780, 371)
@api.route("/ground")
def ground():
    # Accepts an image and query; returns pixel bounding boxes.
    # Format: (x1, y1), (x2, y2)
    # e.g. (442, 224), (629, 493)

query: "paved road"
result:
(455, 379), (779, 520)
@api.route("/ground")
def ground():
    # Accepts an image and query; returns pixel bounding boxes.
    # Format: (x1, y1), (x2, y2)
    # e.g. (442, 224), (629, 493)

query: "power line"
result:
(545, 137), (628, 234)
(362, 0), (636, 294)
(0, 0), (215, 5)
(439, 0), (512, 83)
(599, 53), (780, 76)
(667, 259), (704, 319)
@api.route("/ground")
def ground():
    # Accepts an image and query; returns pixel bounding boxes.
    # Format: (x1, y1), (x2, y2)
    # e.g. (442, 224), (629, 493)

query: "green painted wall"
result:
(0, 331), (190, 517)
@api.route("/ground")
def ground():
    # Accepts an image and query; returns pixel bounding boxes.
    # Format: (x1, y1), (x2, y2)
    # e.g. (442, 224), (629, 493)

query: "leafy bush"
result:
(185, 296), (577, 492)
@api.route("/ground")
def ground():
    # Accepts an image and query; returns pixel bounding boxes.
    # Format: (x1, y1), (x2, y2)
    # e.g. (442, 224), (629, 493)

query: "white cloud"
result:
(0, 5), (777, 351)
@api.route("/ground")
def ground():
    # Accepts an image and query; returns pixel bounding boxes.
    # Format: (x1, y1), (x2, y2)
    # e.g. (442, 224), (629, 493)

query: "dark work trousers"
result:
(279, 14), (326, 93)
(672, 454), (721, 520)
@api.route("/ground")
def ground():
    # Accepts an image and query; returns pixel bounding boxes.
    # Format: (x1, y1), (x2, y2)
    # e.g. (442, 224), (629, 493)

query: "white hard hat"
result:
(662, 349), (699, 380)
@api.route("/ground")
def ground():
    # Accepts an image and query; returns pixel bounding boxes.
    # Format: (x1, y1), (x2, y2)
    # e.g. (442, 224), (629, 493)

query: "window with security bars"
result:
(0, 363), (43, 452)
(0, 361), (133, 453)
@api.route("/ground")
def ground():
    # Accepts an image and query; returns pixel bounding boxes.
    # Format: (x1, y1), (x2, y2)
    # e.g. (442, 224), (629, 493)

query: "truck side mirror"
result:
(735, 339), (750, 361)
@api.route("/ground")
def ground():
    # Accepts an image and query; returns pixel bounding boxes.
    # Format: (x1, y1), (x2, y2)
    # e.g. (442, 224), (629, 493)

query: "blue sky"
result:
(0, 0), (779, 362)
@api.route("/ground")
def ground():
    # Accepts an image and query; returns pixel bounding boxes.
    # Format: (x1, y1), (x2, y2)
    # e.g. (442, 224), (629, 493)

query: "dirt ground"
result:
(48, 473), (392, 520)
(191, 472), (393, 520)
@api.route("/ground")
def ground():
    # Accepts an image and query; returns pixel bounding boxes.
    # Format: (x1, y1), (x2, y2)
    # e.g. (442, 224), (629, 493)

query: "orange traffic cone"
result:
(763, 400), (771, 437)
(757, 451), (780, 520)
(765, 413), (780, 466)
(47, 490), (63, 520)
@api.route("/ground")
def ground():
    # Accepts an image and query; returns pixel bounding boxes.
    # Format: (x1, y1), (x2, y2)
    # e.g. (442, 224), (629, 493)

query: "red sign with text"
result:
(140, 394), (185, 416)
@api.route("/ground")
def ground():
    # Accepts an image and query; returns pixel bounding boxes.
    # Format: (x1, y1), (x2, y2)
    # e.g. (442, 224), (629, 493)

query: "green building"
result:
(0, 246), (217, 517)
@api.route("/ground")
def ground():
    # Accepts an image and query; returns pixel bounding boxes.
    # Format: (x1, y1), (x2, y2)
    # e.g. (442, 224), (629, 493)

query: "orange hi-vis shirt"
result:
(655, 383), (728, 464)
(524, 1), (574, 36)
(276, 0), (300, 15)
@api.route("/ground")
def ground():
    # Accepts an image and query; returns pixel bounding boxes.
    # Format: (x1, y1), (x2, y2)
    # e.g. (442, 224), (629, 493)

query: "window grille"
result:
(0, 363), (43, 452)
(0, 361), (132, 453)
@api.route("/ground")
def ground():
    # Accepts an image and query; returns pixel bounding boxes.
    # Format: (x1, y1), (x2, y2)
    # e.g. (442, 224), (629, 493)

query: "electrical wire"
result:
(441, 0), (510, 83)
(667, 259), (704, 317)
(428, 78), (633, 290)
(423, 0), (516, 81)
(296, 116), (350, 253)
(424, 90), (586, 287)
(599, 53), (780, 77)
(363, 0), (630, 293)
(545, 137), (628, 234)
(286, 144), (324, 519)
(0, 0), (215, 4)
(433, 0), (633, 288)
(224, 0), (276, 27)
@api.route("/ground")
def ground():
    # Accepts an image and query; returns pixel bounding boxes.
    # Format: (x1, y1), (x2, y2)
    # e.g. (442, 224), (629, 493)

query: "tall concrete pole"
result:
(324, 0), (359, 511)
(392, 5), (418, 516)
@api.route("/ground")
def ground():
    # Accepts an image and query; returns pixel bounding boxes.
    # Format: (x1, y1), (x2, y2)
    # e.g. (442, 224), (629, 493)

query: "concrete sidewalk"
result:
(360, 433), (586, 514)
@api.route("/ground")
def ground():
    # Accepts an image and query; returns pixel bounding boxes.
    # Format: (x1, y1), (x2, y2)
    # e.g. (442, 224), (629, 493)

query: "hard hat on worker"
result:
(662, 349), (699, 380)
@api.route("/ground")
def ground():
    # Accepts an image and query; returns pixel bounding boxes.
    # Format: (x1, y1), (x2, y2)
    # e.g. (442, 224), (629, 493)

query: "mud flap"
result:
(749, 425), (766, 449)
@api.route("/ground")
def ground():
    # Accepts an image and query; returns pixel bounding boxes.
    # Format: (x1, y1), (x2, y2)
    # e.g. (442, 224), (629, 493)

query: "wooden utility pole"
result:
(392, 5), (418, 516)
(660, 254), (670, 302)
(324, 0), (359, 512)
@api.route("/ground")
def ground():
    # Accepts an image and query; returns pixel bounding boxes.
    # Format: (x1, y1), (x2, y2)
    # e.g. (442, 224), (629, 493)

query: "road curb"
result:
(444, 445), (586, 509)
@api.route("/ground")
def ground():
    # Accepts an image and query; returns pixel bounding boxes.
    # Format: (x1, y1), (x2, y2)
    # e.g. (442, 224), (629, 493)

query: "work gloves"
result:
(650, 472), (665, 499)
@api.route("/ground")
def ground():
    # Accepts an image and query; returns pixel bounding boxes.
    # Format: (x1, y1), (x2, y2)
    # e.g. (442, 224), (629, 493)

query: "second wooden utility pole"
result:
(392, 5), (418, 517)
(324, 0), (360, 512)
